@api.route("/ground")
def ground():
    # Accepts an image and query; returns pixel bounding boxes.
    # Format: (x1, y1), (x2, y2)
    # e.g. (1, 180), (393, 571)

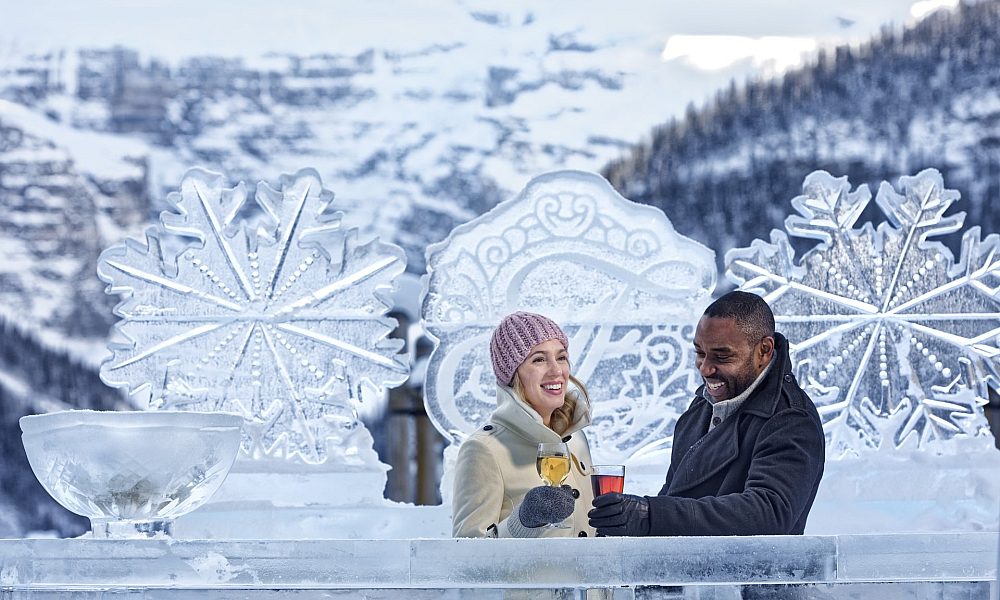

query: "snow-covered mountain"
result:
(0, 3), (948, 356)
(0, 13), (693, 352)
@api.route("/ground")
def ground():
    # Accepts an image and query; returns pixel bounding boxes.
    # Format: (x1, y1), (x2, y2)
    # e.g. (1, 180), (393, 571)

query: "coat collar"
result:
(739, 332), (792, 418)
(491, 383), (593, 443)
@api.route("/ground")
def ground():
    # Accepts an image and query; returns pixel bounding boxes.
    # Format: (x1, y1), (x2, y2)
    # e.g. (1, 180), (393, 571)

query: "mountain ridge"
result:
(603, 0), (1000, 275)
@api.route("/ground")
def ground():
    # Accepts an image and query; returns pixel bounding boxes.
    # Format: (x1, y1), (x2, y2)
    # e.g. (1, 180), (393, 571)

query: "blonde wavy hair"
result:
(513, 370), (590, 435)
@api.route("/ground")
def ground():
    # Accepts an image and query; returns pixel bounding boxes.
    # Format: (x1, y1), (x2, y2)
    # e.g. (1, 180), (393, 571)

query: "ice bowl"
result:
(20, 409), (243, 539)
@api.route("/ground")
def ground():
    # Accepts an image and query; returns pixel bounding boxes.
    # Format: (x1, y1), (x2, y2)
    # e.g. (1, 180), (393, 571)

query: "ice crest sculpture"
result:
(98, 168), (408, 465)
(728, 169), (1000, 458)
(422, 170), (716, 462)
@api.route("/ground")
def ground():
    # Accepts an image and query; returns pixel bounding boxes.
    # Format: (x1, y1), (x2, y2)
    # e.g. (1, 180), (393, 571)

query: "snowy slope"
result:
(0, 99), (149, 361)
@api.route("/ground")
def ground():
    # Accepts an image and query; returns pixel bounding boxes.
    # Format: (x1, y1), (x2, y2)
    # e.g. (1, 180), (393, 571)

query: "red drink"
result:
(591, 473), (625, 497)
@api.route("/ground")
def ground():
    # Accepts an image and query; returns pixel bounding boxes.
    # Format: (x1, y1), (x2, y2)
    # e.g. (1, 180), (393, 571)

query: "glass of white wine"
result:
(535, 441), (572, 529)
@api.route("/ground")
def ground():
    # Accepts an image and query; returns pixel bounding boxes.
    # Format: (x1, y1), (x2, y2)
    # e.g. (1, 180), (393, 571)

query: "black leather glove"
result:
(588, 492), (650, 536)
(518, 485), (575, 528)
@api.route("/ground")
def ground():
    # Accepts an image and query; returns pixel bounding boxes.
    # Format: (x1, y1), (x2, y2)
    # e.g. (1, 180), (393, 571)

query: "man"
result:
(589, 291), (825, 536)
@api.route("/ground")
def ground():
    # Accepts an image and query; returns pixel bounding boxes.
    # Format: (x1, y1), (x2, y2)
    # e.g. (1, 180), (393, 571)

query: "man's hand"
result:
(518, 485), (575, 528)
(588, 493), (650, 536)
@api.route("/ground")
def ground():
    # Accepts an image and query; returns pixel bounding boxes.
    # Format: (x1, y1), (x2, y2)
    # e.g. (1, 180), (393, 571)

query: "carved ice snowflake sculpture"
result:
(728, 169), (1000, 457)
(97, 168), (408, 464)
(422, 170), (716, 463)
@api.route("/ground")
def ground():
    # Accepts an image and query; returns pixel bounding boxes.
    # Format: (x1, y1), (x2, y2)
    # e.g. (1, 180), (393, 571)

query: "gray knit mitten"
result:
(518, 485), (575, 528)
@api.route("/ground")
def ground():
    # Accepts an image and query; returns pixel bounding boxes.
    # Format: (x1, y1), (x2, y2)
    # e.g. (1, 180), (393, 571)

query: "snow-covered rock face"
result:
(142, 35), (644, 273)
(0, 100), (149, 354)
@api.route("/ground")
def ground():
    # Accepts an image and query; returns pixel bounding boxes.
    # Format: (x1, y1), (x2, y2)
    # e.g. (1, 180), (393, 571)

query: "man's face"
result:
(694, 316), (774, 402)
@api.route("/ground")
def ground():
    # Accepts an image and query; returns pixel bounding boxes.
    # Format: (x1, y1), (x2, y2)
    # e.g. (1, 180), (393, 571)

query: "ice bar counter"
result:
(1, 533), (996, 597)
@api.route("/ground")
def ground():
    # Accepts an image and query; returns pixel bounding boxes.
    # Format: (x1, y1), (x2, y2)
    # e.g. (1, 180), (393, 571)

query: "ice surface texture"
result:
(421, 170), (716, 462)
(97, 169), (408, 464)
(19, 410), (241, 526)
(728, 169), (1000, 457)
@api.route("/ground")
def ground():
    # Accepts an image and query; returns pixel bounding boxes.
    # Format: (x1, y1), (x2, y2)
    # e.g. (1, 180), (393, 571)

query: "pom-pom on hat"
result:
(490, 311), (569, 386)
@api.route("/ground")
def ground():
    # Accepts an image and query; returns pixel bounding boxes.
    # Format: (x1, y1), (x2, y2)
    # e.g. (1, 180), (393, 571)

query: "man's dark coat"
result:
(647, 332), (826, 536)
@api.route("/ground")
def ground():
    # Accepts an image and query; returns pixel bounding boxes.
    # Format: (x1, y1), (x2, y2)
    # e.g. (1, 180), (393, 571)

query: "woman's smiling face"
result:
(514, 339), (570, 425)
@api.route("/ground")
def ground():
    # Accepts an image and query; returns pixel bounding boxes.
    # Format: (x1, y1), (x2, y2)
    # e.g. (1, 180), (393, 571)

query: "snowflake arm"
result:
(98, 169), (408, 464)
(726, 168), (1000, 455)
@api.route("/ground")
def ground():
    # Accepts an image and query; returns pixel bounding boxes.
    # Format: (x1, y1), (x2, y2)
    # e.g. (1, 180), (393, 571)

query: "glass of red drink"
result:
(590, 464), (625, 497)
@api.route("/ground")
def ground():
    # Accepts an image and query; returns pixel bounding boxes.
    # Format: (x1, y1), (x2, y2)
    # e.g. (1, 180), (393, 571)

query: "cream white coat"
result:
(452, 384), (597, 538)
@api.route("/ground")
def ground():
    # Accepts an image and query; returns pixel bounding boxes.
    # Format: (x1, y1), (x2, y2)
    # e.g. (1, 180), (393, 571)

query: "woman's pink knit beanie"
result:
(490, 311), (569, 386)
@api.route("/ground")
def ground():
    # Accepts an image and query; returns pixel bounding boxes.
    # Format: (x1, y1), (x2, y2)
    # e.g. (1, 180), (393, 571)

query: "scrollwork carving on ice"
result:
(727, 169), (1000, 457)
(421, 170), (716, 462)
(97, 168), (408, 464)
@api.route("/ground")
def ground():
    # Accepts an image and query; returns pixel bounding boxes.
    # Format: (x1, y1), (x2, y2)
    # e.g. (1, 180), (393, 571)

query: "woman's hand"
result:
(519, 485), (575, 527)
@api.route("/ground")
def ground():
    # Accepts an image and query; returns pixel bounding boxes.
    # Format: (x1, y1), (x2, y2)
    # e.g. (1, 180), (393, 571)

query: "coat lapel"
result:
(666, 408), (742, 494)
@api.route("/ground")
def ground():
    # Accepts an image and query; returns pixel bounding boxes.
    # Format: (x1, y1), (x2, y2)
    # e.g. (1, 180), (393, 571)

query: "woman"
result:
(452, 311), (597, 538)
